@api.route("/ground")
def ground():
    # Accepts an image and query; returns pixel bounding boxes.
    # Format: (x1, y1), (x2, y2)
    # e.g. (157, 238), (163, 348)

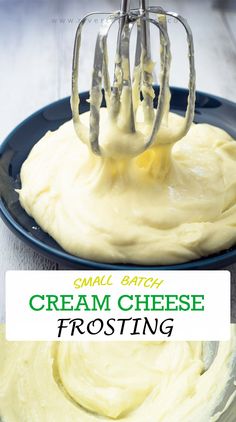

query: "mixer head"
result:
(71, 1), (196, 157)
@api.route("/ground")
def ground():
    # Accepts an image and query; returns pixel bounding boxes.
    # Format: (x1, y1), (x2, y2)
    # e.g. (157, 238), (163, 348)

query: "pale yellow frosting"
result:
(18, 109), (236, 264)
(0, 326), (235, 421)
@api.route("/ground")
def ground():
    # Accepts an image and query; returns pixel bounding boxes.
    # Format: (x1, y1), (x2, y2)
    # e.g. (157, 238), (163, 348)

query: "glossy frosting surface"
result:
(0, 326), (235, 422)
(19, 109), (236, 264)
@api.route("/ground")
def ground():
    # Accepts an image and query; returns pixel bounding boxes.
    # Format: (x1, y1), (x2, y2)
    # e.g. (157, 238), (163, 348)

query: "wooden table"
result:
(0, 0), (236, 322)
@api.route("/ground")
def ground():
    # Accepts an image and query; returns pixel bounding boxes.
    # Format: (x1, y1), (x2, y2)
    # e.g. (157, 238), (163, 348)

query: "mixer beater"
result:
(71, 0), (196, 156)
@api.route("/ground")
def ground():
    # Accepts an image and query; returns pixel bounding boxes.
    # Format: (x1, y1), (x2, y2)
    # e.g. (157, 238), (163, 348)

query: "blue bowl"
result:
(1, 87), (236, 269)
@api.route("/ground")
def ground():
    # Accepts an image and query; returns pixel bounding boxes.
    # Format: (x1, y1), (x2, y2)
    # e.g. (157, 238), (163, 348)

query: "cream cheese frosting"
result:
(18, 108), (236, 264)
(0, 325), (235, 422)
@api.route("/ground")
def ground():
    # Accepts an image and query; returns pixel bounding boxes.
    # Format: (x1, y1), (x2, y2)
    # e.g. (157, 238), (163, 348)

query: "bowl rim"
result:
(1, 86), (236, 270)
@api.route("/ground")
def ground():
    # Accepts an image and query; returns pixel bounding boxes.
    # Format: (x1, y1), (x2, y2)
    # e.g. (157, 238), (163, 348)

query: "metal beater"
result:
(71, 0), (196, 156)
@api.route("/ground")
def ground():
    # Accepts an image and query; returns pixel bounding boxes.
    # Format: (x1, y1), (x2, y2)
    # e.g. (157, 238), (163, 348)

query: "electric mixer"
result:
(71, 0), (196, 156)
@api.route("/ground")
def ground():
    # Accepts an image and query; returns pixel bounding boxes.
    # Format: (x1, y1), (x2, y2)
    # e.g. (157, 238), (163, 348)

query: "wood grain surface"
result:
(0, 0), (236, 322)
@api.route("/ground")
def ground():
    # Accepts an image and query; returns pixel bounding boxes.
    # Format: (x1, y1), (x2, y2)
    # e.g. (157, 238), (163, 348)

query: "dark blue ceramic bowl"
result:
(1, 87), (236, 269)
